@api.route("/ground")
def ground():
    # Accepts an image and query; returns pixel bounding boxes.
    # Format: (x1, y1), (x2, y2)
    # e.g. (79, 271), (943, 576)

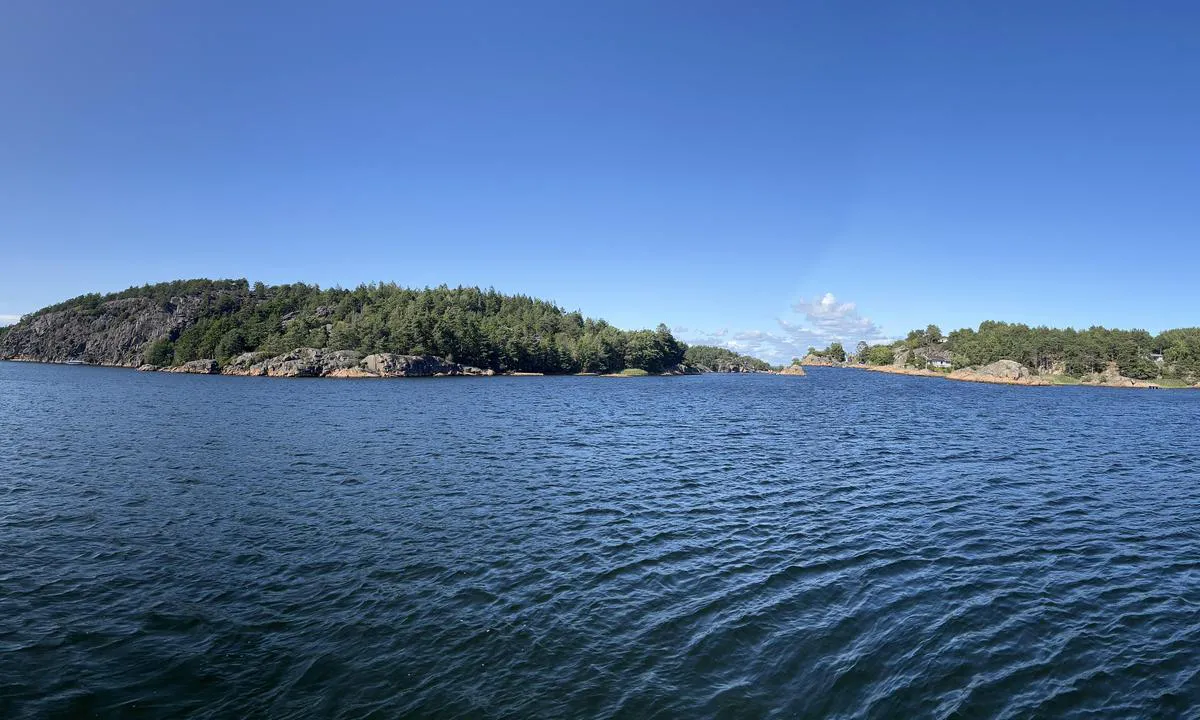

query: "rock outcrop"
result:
(776, 365), (807, 376)
(1080, 362), (1161, 389)
(864, 365), (943, 378)
(0, 296), (210, 366)
(658, 363), (703, 376)
(223, 352), (271, 373)
(948, 359), (1050, 386)
(222, 348), (367, 378)
(696, 360), (768, 373)
(362, 353), (459, 377)
(217, 348), (492, 378)
(798, 354), (837, 367)
(164, 359), (220, 374)
(976, 359), (1029, 380)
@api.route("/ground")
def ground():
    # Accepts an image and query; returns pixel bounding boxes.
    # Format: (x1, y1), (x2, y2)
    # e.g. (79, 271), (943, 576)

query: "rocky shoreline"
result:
(830, 359), (1194, 389)
(3, 350), (815, 379)
(7, 350), (1182, 387)
(143, 348), (496, 378)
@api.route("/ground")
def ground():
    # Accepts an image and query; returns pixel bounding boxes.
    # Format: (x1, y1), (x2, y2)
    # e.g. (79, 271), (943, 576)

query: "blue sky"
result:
(2, 2), (1197, 361)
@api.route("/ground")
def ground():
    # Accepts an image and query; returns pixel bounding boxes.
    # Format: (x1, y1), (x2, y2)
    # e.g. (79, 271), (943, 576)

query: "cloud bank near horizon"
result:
(681, 293), (894, 363)
(0, 314), (20, 327)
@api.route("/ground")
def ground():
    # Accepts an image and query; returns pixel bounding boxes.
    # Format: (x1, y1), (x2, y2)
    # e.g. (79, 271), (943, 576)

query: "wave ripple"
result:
(2, 364), (1200, 718)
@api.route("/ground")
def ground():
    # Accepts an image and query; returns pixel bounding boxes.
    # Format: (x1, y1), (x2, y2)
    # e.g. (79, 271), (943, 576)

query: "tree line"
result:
(40, 279), (691, 375)
(812, 321), (1200, 381)
(684, 345), (773, 372)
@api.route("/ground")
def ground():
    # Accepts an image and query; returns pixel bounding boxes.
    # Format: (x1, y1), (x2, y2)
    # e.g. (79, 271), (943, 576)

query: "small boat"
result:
(64, 360), (86, 365)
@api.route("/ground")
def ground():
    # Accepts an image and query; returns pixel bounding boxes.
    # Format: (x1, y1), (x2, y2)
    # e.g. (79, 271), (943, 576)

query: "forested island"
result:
(0, 280), (685, 375)
(804, 322), (1200, 388)
(0, 279), (792, 379)
(683, 345), (774, 373)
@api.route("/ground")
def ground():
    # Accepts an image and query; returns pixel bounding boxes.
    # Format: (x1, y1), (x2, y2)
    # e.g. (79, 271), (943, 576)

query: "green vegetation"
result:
(945, 322), (1168, 379)
(810, 340), (892, 365)
(804, 342), (846, 362)
(684, 345), (772, 372)
(1156, 328), (1200, 380)
(904, 325), (943, 349)
(32, 279), (689, 375)
(143, 338), (175, 367)
(1048, 374), (1082, 385)
(1153, 377), (1192, 389)
(892, 321), (1200, 384)
(0, 325), (9, 344)
(616, 368), (649, 377)
(769, 320), (1199, 385)
(859, 344), (896, 366)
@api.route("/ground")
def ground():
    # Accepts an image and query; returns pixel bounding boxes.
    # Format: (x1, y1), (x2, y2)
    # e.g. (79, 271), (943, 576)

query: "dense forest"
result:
(944, 323), (1167, 378)
(683, 345), (773, 372)
(828, 321), (1200, 381)
(26, 279), (691, 374)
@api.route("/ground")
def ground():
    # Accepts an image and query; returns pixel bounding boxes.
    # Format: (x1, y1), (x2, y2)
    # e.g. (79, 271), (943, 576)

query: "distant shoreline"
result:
(809, 362), (1197, 390)
(15, 355), (1199, 389)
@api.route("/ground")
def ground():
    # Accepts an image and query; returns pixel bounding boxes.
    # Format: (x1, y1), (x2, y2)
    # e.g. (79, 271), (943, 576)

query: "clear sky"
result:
(2, 2), (1197, 360)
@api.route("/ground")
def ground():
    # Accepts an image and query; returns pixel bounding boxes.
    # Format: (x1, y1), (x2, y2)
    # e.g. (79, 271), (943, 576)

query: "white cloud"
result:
(0, 314), (19, 327)
(680, 292), (893, 363)
(788, 293), (885, 342)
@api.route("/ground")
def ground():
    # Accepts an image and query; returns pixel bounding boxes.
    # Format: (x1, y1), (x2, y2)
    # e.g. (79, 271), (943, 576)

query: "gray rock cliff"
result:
(0, 296), (206, 366)
(219, 348), (492, 378)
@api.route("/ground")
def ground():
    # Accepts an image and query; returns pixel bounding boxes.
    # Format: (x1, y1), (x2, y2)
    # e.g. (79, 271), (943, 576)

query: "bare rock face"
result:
(658, 363), (702, 376)
(215, 348), (478, 378)
(261, 348), (340, 377)
(324, 366), (377, 378)
(362, 353), (463, 377)
(0, 296), (207, 366)
(777, 365), (807, 376)
(798, 354), (836, 367)
(948, 359), (1049, 386)
(699, 359), (766, 373)
(221, 348), (366, 377)
(164, 359), (219, 374)
(223, 352), (272, 376)
(976, 359), (1030, 380)
(1081, 362), (1161, 389)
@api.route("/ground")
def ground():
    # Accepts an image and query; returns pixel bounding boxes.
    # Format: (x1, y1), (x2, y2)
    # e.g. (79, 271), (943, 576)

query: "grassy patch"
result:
(618, 368), (649, 377)
(1154, 377), (1192, 389)
(1047, 374), (1082, 385)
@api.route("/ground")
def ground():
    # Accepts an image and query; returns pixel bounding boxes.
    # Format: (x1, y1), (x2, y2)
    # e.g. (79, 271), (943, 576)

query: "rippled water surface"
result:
(3, 362), (1200, 718)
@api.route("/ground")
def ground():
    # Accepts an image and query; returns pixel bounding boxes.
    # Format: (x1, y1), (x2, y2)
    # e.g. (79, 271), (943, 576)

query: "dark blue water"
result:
(2, 362), (1199, 718)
